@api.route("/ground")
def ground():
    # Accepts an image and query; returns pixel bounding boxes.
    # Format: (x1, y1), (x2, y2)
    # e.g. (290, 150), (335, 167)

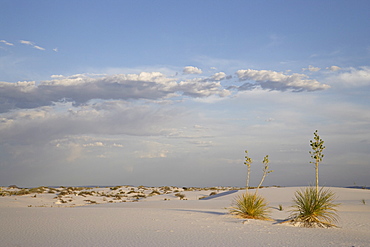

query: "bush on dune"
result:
(288, 130), (340, 228)
(230, 193), (270, 220)
(289, 187), (339, 228)
(229, 151), (273, 220)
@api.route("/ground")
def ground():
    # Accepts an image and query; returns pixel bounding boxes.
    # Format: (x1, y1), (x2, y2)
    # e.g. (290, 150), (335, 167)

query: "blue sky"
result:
(0, 0), (369, 187)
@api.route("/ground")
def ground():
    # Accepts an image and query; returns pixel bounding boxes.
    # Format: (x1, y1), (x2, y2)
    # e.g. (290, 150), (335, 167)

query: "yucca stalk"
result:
(289, 187), (339, 228)
(244, 150), (252, 193)
(229, 192), (271, 220)
(309, 130), (325, 195)
(254, 155), (273, 196)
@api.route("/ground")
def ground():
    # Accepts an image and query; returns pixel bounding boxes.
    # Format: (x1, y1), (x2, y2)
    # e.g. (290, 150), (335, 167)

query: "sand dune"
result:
(1, 186), (369, 246)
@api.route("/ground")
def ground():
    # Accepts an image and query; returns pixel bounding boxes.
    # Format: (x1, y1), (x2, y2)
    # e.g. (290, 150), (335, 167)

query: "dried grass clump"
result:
(175, 193), (186, 200)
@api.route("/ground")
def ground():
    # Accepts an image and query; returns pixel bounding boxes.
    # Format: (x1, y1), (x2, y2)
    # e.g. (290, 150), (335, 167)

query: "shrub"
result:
(149, 190), (161, 196)
(29, 186), (47, 194)
(15, 189), (30, 196)
(229, 193), (271, 220)
(230, 150), (273, 220)
(289, 187), (339, 228)
(175, 193), (186, 200)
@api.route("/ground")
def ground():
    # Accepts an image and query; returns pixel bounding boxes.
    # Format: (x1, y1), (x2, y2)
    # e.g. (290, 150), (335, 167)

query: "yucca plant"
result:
(289, 187), (339, 228)
(230, 192), (271, 220)
(229, 150), (273, 220)
(309, 130), (325, 195)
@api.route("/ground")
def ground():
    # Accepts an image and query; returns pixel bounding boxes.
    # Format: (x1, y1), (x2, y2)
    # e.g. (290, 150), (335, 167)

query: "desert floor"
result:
(1, 186), (369, 247)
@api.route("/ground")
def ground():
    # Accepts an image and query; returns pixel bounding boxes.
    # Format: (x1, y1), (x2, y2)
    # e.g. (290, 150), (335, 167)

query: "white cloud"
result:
(19, 40), (45, 51)
(20, 40), (34, 45)
(302, 65), (321, 72)
(235, 69), (330, 92)
(113, 143), (124, 148)
(0, 40), (14, 46)
(211, 72), (226, 81)
(83, 142), (104, 147)
(178, 79), (230, 97)
(183, 66), (202, 74)
(33, 45), (45, 51)
(327, 66), (370, 87)
(326, 65), (342, 71)
(51, 75), (64, 79)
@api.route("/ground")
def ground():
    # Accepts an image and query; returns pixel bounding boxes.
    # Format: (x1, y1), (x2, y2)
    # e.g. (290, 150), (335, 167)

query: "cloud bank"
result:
(0, 72), (230, 113)
(0, 68), (331, 113)
(235, 69), (330, 92)
(326, 66), (370, 87)
(0, 65), (369, 187)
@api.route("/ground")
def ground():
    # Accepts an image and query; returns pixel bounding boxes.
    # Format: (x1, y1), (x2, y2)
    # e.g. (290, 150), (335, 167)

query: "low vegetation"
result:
(288, 187), (339, 228)
(230, 193), (270, 220)
(175, 193), (186, 200)
(229, 151), (273, 220)
(288, 130), (340, 228)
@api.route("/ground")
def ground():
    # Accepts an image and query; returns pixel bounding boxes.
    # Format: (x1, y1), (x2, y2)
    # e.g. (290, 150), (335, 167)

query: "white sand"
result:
(1, 186), (369, 246)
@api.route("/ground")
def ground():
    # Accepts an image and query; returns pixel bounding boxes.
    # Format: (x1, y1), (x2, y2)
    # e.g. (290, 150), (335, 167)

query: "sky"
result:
(0, 0), (369, 188)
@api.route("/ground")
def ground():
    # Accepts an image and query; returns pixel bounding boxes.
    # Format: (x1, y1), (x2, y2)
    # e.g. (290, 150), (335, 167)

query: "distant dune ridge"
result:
(1, 185), (370, 246)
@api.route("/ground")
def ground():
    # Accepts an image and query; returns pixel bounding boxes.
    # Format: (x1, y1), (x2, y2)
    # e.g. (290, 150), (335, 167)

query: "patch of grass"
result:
(361, 199), (366, 205)
(149, 190), (161, 196)
(289, 187), (339, 228)
(29, 186), (47, 194)
(175, 193), (186, 200)
(229, 193), (271, 220)
(278, 204), (283, 211)
(15, 189), (31, 196)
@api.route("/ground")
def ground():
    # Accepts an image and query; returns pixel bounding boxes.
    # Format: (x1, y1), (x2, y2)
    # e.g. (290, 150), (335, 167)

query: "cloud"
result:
(326, 66), (370, 87)
(0, 72), (230, 113)
(183, 66), (202, 74)
(33, 45), (45, 51)
(20, 40), (33, 45)
(0, 40), (14, 46)
(235, 69), (330, 92)
(19, 40), (45, 51)
(326, 65), (342, 71)
(0, 100), (186, 148)
(51, 75), (64, 78)
(302, 65), (321, 72)
(178, 78), (230, 97)
(83, 142), (104, 147)
(211, 72), (226, 81)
